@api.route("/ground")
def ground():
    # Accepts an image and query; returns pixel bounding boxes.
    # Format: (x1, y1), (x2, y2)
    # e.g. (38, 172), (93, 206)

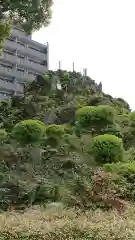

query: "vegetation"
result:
(91, 134), (124, 164)
(76, 105), (115, 128)
(12, 119), (46, 145)
(0, 0), (53, 52)
(0, 0), (53, 33)
(0, 20), (11, 53)
(1, 206), (135, 240)
(0, 70), (135, 239)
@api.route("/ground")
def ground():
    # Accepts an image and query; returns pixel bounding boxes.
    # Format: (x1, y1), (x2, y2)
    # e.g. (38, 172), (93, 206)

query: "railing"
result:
(4, 40), (47, 61)
(28, 61), (47, 73)
(0, 52), (47, 74)
(0, 66), (34, 82)
(0, 79), (15, 91)
(0, 66), (12, 73)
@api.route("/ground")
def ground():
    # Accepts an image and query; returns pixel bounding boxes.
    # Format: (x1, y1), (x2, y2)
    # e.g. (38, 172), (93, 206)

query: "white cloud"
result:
(33, 0), (135, 109)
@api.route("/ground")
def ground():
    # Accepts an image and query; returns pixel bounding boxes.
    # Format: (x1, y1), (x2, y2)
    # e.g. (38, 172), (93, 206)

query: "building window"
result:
(28, 58), (47, 67)
(28, 71), (35, 75)
(17, 54), (25, 59)
(4, 50), (14, 55)
(28, 58), (41, 64)
(0, 63), (12, 69)
(42, 60), (47, 66)
(17, 68), (25, 73)
(28, 71), (37, 77)
(28, 45), (44, 53)
(17, 40), (26, 47)
(0, 64), (12, 72)
(4, 79), (12, 84)
(0, 77), (10, 82)
(28, 58), (45, 66)
(35, 72), (41, 76)
(7, 36), (16, 42)
(0, 92), (7, 96)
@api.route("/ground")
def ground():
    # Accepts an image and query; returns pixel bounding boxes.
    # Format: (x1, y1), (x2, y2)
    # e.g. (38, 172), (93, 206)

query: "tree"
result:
(0, 20), (11, 53)
(0, 0), (53, 34)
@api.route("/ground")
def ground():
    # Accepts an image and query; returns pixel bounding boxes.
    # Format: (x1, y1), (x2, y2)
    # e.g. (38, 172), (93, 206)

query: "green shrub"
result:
(45, 124), (65, 147)
(12, 119), (46, 145)
(62, 124), (73, 134)
(129, 112), (135, 127)
(104, 162), (135, 182)
(46, 124), (65, 139)
(91, 134), (124, 164)
(76, 105), (115, 130)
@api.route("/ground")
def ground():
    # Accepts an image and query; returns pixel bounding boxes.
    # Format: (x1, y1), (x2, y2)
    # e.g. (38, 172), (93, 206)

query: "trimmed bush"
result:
(91, 134), (124, 164)
(12, 119), (46, 145)
(76, 105), (115, 129)
(46, 124), (65, 139)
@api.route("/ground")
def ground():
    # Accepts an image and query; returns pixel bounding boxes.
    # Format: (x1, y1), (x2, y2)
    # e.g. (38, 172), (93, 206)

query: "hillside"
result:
(0, 70), (135, 239)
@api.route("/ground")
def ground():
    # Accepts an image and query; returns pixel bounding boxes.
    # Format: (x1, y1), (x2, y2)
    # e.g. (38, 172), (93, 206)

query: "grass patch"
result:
(0, 205), (135, 239)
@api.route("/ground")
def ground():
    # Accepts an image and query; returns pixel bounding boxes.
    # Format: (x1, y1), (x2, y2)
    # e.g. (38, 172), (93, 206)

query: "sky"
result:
(33, 0), (135, 110)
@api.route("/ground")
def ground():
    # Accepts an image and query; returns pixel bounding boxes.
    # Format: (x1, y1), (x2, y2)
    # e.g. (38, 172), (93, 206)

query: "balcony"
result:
(27, 61), (47, 73)
(0, 80), (24, 95)
(0, 66), (14, 79)
(0, 79), (15, 92)
(4, 40), (47, 61)
(15, 71), (35, 82)
(0, 66), (35, 82)
(0, 52), (20, 65)
(0, 53), (47, 74)
(11, 28), (28, 39)
(12, 26), (47, 53)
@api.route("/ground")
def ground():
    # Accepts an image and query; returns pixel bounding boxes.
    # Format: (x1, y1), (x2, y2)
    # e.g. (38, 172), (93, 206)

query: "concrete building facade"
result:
(0, 26), (49, 99)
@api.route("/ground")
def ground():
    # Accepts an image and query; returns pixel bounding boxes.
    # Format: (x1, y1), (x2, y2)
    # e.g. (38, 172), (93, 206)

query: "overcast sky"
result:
(33, 0), (135, 110)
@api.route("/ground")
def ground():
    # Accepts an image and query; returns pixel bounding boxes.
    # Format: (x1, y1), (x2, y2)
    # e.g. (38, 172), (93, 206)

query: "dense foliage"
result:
(0, 0), (53, 33)
(0, 20), (11, 53)
(0, 69), (134, 219)
(0, 0), (53, 52)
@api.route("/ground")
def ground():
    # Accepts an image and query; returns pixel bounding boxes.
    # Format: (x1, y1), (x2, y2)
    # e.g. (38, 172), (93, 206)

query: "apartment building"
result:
(0, 26), (49, 99)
